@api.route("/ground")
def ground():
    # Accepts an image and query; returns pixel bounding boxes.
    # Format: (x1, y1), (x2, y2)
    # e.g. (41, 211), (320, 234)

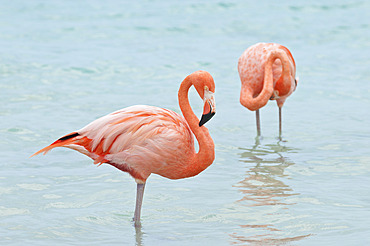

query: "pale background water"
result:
(1, 0), (369, 245)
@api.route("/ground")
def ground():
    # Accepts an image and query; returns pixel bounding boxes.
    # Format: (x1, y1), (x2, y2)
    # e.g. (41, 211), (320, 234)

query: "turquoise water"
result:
(1, 0), (370, 245)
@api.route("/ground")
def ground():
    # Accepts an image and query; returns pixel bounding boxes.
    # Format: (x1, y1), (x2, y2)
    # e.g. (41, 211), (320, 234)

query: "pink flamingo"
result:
(31, 71), (216, 227)
(238, 43), (297, 137)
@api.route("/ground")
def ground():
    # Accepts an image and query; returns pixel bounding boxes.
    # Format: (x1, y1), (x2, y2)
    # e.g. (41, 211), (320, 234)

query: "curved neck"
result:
(178, 76), (215, 176)
(274, 49), (293, 100)
(240, 50), (291, 111)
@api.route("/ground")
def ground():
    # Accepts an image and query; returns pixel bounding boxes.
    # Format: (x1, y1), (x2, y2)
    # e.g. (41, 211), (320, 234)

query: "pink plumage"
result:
(75, 105), (195, 181)
(31, 71), (216, 226)
(238, 42), (297, 137)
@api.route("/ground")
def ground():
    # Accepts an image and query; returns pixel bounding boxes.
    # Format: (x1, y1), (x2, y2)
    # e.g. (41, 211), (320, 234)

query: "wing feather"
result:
(32, 105), (195, 181)
(76, 105), (194, 161)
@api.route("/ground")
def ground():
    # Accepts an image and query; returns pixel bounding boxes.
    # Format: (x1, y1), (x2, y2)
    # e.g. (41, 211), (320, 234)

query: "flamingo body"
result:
(34, 105), (197, 182)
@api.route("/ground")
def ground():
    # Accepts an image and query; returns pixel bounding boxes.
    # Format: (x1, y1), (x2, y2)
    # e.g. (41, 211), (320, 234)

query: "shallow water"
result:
(1, 0), (370, 245)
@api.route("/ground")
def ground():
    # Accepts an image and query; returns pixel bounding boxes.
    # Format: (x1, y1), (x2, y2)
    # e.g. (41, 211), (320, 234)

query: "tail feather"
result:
(30, 132), (80, 157)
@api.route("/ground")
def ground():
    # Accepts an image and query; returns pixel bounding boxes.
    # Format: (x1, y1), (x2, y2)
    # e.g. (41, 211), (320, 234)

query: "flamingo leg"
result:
(256, 109), (261, 137)
(134, 183), (146, 227)
(278, 107), (282, 138)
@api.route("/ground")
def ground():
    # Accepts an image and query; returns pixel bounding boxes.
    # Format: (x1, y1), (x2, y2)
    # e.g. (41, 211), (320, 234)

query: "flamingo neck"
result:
(240, 49), (292, 111)
(274, 49), (294, 108)
(178, 76), (215, 176)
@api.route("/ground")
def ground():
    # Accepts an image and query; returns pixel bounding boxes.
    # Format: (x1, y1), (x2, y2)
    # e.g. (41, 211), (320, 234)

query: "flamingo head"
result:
(199, 85), (216, 126)
(190, 71), (216, 127)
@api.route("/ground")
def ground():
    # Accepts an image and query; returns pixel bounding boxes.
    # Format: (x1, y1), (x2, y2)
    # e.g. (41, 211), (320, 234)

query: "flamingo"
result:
(238, 42), (297, 138)
(31, 70), (216, 227)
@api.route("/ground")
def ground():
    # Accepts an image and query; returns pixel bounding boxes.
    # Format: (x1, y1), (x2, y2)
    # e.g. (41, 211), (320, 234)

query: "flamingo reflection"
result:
(230, 141), (311, 244)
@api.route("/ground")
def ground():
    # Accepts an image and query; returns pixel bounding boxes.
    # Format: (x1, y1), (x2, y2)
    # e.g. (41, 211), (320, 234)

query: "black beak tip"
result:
(199, 112), (215, 127)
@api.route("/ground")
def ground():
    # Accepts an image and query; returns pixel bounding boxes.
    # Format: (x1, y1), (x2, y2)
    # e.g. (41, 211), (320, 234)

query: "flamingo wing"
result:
(32, 105), (195, 181)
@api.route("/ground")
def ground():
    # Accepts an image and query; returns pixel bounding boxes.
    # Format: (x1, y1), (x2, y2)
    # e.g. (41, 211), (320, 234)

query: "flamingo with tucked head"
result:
(238, 42), (297, 138)
(31, 71), (216, 227)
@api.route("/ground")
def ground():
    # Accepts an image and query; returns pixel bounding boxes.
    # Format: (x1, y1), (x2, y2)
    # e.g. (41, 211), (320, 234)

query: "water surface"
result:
(1, 0), (370, 245)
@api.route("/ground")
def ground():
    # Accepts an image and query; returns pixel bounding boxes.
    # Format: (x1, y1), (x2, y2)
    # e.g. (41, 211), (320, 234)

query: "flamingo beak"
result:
(294, 77), (299, 90)
(199, 88), (216, 127)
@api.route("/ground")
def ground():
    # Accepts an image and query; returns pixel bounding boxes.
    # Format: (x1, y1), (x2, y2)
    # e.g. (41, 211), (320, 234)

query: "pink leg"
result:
(279, 107), (282, 138)
(256, 109), (261, 137)
(134, 183), (145, 227)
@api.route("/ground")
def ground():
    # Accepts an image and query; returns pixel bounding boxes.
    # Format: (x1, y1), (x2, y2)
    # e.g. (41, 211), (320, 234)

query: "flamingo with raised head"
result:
(238, 42), (297, 138)
(31, 71), (216, 227)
